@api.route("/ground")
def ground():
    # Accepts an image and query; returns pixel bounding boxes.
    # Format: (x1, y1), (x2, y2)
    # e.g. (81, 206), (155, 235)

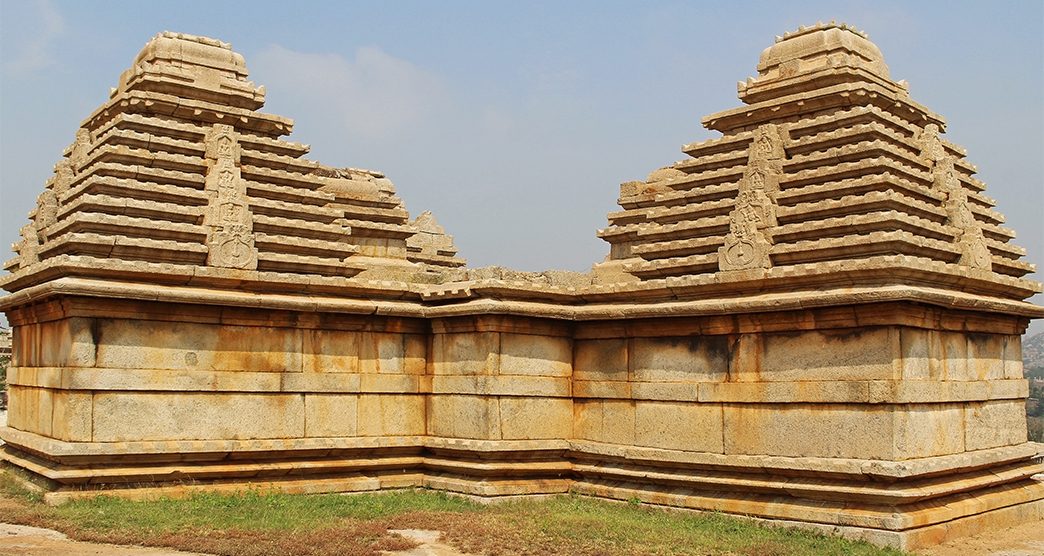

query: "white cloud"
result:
(253, 44), (446, 142)
(6, 0), (65, 73)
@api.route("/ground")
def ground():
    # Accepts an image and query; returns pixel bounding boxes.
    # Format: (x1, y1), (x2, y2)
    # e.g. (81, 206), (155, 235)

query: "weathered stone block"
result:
(404, 334), (427, 374)
(630, 336), (728, 382)
(899, 328), (933, 380)
(14, 319), (95, 368)
(966, 334), (1006, 381)
(93, 392), (305, 441)
(359, 332), (406, 374)
(303, 329), (359, 373)
(933, 331), (968, 380)
(305, 394), (358, 437)
(573, 380), (630, 399)
(574, 338), (628, 381)
(500, 397), (572, 439)
(356, 394), (425, 436)
(965, 400), (1027, 451)
(724, 403), (893, 459)
(634, 401), (723, 453)
(431, 332), (498, 375)
(758, 328), (895, 382)
(702, 381), (870, 403)
(727, 334), (761, 382)
(51, 391), (93, 442)
(631, 381), (699, 401)
(1002, 335), (1023, 379)
(95, 320), (303, 372)
(574, 400), (635, 445)
(892, 404), (965, 459)
(427, 395), (500, 439)
(499, 333), (571, 377)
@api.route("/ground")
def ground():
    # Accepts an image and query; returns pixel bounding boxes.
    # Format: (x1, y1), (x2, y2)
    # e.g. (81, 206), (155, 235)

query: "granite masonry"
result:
(1, 24), (1042, 550)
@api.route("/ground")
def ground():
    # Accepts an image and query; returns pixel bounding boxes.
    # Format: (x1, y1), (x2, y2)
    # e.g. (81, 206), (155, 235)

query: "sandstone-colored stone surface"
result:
(630, 336), (728, 383)
(357, 394), (425, 437)
(634, 400), (723, 452)
(724, 403), (894, 459)
(499, 333), (571, 377)
(964, 399), (1028, 451)
(499, 397), (573, 440)
(758, 327), (895, 382)
(891, 403), (965, 459)
(428, 395), (501, 440)
(50, 390), (92, 442)
(573, 339), (628, 381)
(93, 392), (305, 442)
(94, 320), (303, 372)
(1, 23), (1042, 551)
(432, 333), (498, 376)
(305, 393), (358, 437)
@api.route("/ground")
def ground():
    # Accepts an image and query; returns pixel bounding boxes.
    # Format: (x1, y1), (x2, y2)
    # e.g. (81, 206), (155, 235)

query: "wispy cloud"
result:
(253, 44), (446, 142)
(5, 0), (65, 73)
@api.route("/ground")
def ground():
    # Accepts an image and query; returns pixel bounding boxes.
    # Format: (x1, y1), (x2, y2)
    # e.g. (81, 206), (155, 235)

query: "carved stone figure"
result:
(202, 123), (256, 270)
(69, 128), (91, 173)
(16, 223), (40, 268)
(718, 123), (783, 271)
(34, 190), (58, 238)
(920, 125), (992, 270)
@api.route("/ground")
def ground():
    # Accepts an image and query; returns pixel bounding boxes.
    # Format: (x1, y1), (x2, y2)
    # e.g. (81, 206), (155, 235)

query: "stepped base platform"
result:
(2, 430), (1042, 550)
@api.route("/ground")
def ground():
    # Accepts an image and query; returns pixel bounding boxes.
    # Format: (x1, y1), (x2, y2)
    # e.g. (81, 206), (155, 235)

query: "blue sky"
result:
(1, 1), (1042, 332)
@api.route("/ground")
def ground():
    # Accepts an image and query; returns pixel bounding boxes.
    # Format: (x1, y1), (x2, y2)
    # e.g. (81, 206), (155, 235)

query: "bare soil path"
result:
(0, 523), (206, 555)
(0, 524), (473, 556)
(914, 519), (1044, 556)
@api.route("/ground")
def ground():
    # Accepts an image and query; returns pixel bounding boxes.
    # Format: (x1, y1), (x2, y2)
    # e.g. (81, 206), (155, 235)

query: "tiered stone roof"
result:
(3, 32), (446, 290)
(597, 22), (1037, 300)
(2, 25), (1040, 313)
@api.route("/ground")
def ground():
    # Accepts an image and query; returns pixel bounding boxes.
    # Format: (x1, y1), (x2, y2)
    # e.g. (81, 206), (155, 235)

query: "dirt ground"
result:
(0, 524), (472, 556)
(914, 519), (1044, 556)
(0, 523), (206, 555)
(1, 519), (1042, 556)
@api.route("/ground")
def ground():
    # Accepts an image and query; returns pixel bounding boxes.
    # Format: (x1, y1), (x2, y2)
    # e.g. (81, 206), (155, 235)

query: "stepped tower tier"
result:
(597, 22), (1038, 303)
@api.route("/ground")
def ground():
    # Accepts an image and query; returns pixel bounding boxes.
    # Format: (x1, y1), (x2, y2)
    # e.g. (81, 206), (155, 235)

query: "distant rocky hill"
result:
(1025, 331), (1044, 379)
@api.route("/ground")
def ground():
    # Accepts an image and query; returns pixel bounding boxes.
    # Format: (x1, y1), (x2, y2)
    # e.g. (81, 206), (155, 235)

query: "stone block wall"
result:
(4, 296), (1031, 457)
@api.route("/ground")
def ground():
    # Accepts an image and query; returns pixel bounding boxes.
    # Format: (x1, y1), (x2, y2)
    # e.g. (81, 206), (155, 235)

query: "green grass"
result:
(443, 495), (906, 556)
(52, 488), (480, 533)
(0, 472), (908, 556)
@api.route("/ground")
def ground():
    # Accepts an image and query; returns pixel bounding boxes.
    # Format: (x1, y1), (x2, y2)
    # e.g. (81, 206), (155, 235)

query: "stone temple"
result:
(1, 23), (1042, 550)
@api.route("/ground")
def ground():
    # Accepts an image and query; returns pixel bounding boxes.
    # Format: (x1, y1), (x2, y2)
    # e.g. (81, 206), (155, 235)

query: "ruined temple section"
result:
(1, 24), (1042, 550)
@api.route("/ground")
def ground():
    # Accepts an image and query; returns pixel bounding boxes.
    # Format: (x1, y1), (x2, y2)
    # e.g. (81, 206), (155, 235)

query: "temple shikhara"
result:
(2, 23), (1042, 549)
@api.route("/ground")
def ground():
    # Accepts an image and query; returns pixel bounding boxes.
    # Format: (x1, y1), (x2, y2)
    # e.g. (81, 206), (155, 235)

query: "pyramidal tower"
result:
(4, 32), (449, 290)
(598, 22), (1035, 301)
(1, 26), (1041, 551)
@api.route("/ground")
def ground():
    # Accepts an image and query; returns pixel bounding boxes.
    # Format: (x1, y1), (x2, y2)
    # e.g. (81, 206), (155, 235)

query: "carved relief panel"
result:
(202, 124), (257, 270)
(718, 123), (784, 271)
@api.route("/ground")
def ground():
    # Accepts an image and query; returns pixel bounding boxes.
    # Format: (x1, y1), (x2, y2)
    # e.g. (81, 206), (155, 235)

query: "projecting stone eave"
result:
(4, 252), (1041, 319)
(701, 81), (945, 133)
(2, 272), (1043, 325)
(737, 64), (906, 105)
(79, 89), (295, 138)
